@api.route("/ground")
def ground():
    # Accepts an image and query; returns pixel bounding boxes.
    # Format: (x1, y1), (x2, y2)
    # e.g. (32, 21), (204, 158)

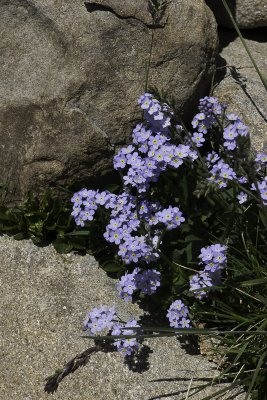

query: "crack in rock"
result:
(84, 1), (167, 28)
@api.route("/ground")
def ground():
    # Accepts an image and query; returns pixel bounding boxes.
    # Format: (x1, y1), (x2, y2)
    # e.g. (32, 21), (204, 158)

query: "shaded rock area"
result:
(0, 235), (247, 400)
(0, 0), (217, 202)
(213, 28), (267, 150)
(205, 0), (267, 29)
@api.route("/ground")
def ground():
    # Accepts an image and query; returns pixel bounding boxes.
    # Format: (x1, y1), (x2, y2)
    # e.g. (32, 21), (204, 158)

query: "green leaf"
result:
(240, 278), (267, 287)
(185, 242), (193, 263)
(259, 208), (267, 230)
(53, 239), (73, 254)
(30, 236), (42, 245)
(245, 351), (267, 400)
(254, 294), (267, 306)
(184, 234), (202, 243)
(0, 225), (20, 231)
(64, 231), (90, 236)
(0, 212), (9, 221)
(66, 236), (87, 250)
(104, 184), (120, 193)
(101, 260), (122, 272)
(13, 232), (26, 240)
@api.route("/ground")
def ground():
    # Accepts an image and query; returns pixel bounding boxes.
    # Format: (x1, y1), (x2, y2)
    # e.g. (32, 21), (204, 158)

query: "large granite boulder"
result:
(205, 0), (267, 29)
(0, 0), (217, 202)
(0, 235), (246, 399)
(213, 28), (267, 151)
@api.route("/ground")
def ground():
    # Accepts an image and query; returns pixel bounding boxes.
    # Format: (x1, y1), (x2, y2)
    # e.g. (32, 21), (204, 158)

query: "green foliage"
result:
(0, 190), (75, 248)
(193, 245), (267, 400)
(0, 185), (126, 276)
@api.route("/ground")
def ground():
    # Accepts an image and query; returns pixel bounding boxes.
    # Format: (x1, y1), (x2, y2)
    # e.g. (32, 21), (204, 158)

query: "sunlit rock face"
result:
(205, 0), (267, 29)
(0, 0), (217, 201)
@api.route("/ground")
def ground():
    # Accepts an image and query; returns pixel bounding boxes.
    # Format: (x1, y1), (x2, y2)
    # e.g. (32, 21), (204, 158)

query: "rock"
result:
(0, 0), (218, 202)
(0, 235), (247, 399)
(212, 28), (267, 151)
(205, 0), (267, 29)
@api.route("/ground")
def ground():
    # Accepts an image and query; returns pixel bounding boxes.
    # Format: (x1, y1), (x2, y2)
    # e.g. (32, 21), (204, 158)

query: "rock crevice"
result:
(84, 1), (168, 28)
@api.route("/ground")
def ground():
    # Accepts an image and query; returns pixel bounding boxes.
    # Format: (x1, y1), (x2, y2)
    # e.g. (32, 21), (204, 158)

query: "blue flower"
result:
(111, 319), (140, 356)
(84, 305), (117, 336)
(116, 268), (161, 301)
(167, 300), (191, 329)
(190, 244), (227, 299)
(237, 192), (248, 204)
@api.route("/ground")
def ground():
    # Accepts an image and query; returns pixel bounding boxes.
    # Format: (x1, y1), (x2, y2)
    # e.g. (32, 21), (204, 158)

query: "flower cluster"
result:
(71, 94), (188, 267)
(191, 96), (223, 147)
(199, 96), (223, 119)
(252, 152), (267, 205)
(199, 243), (227, 271)
(155, 206), (185, 230)
(223, 113), (248, 150)
(206, 152), (249, 190)
(72, 94), (193, 356)
(102, 193), (158, 265)
(111, 319), (140, 356)
(113, 94), (197, 194)
(103, 198), (185, 264)
(83, 305), (117, 336)
(193, 96), (222, 133)
(255, 152), (267, 168)
(189, 272), (214, 300)
(207, 155), (237, 188)
(192, 99), (250, 195)
(103, 196), (186, 265)
(116, 268), (161, 302)
(115, 140), (195, 193)
(166, 300), (191, 329)
(251, 177), (267, 206)
(71, 189), (160, 265)
(138, 92), (173, 132)
(74, 93), (263, 357)
(191, 96), (248, 151)
(135, 268), (161, 295)
(189, 244), (227, 300)
(83, 305), (140, 356)
(71, 189), (101, 227)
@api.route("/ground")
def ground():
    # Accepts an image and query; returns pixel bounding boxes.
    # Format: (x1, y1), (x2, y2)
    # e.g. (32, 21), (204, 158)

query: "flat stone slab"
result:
(214, 28), (267, 151)
(0, 235), (246, 399)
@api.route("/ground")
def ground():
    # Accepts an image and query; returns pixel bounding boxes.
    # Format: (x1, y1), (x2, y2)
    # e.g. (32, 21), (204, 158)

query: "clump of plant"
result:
(0, 185), (118, 257)
(44, 92), (267, 399)
(0, 189), (79, 251)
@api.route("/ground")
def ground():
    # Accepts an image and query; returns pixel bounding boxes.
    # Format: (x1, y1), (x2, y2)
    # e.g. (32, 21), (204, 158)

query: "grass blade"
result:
(245, 350), (267, 400)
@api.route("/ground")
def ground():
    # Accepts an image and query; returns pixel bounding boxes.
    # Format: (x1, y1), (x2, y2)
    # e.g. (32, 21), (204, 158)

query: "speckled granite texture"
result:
(214, 28), (267, 151)
(0, 235), (247, 400)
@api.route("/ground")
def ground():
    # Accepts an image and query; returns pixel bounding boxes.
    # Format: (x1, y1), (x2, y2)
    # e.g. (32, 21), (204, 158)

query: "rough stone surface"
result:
(205, 0), (267, 29)
(213, 28), (267, 151)
(0, 235), (247, 400)
(0, 0), (217, 202)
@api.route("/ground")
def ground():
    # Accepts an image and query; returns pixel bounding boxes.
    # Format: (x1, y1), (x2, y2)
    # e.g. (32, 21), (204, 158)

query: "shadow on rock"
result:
(218, 27), (267, 52)
(124, 344), (153, 373)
